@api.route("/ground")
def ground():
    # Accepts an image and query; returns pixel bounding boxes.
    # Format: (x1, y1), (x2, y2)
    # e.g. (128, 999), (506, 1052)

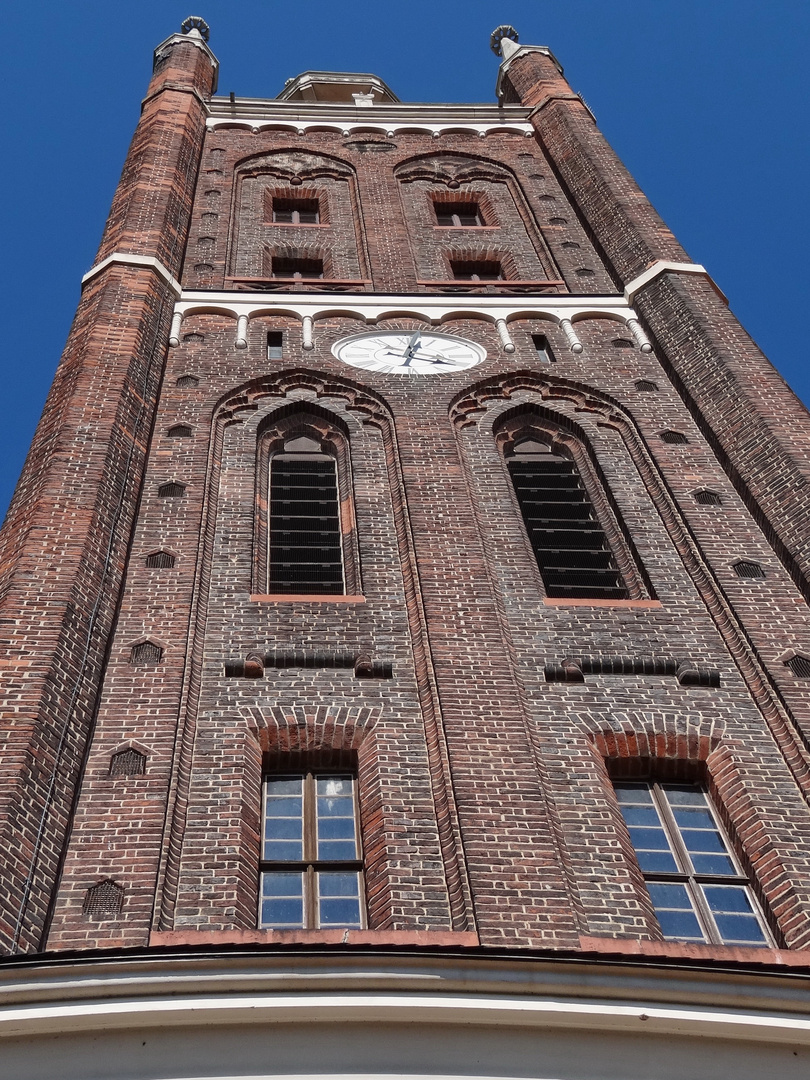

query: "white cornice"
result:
(624, 260), (728, 305)
(81, 254), (182, 296)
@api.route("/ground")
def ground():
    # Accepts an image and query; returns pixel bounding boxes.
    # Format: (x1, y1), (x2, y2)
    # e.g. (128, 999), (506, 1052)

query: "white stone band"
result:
(81, 253), (182, 296)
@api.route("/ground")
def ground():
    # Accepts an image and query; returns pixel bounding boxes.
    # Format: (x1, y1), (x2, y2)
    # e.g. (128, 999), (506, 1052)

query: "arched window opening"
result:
(507, 439), (629, 600)
(255, 405), (360, 597)
(495, 410), (651, 602)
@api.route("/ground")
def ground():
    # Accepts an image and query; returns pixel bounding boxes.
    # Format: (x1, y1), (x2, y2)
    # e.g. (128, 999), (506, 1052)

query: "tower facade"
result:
(1, 19), (810, 1079)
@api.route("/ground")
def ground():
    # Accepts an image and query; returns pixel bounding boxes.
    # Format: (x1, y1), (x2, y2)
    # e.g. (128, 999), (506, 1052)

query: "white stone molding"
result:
(81, 253), (182, 296)
(495, 318), (516, 354)
(169, 311), (183, 347)
(626, 317), (653, 354)
(302, 315), (315, 351)
(206, 115), (535, 139)
(559, 318), (584, 354)
(624, 260), (728, 305)
(235, 313), (249, 349)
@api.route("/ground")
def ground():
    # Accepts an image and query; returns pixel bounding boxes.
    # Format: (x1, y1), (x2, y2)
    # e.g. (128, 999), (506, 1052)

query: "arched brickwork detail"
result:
(448, 370), (810, 812)
(155, 370), (474, 935)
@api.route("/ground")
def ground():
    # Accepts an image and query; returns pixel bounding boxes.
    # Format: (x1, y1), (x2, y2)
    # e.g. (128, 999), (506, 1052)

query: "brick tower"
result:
(1, 18), (810, 1079)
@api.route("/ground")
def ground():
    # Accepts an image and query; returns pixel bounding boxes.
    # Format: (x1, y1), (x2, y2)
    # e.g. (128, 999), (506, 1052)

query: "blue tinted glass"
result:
(619, 806), (661, 826)
(614, 785), (653, 804)
(265, 777), (303, 796)
(670, 807), (715, 829)
(691, 853), (736, 875)
(317, 795), (353, 817)
(665, 788), (705, 806)
(264, 817), (302, 840)
(656, 907), (705, 940)
(318, 838), (358, 860)
(320, 897), (362, 926)
(703, 885), (754, 914)
(628, 826), (670, 850)
(261, 898), (304, 926)
(318, 817), (356, 840)
(647, 883), (690, 908)
(317, 776), (353, 796)
(262, 873), (303, 897)
(264, 796), (303, 818)
(680, 829), (726, 854)
(262, 839), (304, 860)
(319, 872), (359, 897)
(713, 913), (768, 944)
(636, 849), (679, 873)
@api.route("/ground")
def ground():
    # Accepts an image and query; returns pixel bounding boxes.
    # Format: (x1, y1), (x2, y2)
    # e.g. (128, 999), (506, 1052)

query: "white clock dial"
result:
(332, 330), (486, 375)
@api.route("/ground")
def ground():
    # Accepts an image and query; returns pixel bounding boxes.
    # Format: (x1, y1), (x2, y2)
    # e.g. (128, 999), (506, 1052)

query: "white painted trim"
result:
(81, 254), (182, 295)
(624, 260), (728, 305)
(174, 290), (632, 326)
(206, 116), (535, 138)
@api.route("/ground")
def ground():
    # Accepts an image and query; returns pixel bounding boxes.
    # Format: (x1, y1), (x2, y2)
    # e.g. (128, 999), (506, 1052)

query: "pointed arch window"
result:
(496, 414), (650, 602)
(254, 407), (361, 597)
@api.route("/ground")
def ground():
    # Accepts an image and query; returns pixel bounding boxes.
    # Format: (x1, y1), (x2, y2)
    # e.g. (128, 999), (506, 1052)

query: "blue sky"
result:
(1, 1), (808, 520)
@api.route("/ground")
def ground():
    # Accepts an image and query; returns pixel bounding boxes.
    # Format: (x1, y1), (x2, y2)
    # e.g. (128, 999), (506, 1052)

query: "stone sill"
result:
(151, 928), (479, 948)
(543, 598), (662, 608)
(250, 593), (366, 603)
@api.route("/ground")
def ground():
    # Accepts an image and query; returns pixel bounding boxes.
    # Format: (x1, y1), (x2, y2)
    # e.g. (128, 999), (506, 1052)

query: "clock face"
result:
(332, 330), (486, 375)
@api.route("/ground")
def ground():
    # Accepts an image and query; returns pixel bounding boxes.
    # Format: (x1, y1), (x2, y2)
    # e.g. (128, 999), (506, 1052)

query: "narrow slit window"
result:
(450, 259), (502, 281)
(614, 781), (771, 946)
(435, 202), (483, 227)
(532, 334), (555, 363)
(269, 451), (344, 595)
(259, 772), (364, 929)
(273, 197), (320, 224)
(267, 332), (284, 359)
(508, 443), (629, 600)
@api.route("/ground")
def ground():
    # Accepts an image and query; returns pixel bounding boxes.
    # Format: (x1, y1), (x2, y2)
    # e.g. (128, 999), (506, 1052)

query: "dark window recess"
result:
(130, 641), (163, 666)
(661, 430), (688, 445)
(532, 334), (554, 363)
(272, 257), (324, 279)
(269, 455), (344, 594)
(83, 879), (124, 917)
(145, 551), (175, 569)
(158, 481), (186, 498)
(267, 332), (284, 359)
(613, 338), (634, 349)
(734, 560), (765, 580)
(450, 259), (502, 281)
(508, 450), (629, 600)
(435, 202), (483, 227)
(785, 655), (810, 678)
(634, 379), (658, 392)
(175, 374), (199, 388)
(183, 333), (205, 343)
(109, 748), (146, 778)
(167, 424), (192, 438)
(694, 489), (722, 506)
(273, 197), (320, 224)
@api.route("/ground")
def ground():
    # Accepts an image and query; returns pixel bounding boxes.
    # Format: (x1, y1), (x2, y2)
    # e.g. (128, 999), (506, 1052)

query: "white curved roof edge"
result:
(206, 118), (535, 136)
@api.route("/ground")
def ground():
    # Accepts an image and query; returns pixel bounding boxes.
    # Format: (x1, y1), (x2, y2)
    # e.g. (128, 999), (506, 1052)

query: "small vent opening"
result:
(145, 551), (175, 569)
(661, 430), (688, 445)
(267, 332), (284, 359)
(83, 879), (124, 917)
(176, 375), (199, 388)
(694, 489), (722, 506)
(634, 379), (658, 392)
(167, 424), (192, 438)
(532, 334), (554, 363)
(158, 482), (186, 498)
(734, 560), (765, 580)
(183, 333), (205, 344)
(109, 748), (146, 778)
(613, 338), (634, 349)
(786, 655), (810, 678)
(130, 641), (163, 666)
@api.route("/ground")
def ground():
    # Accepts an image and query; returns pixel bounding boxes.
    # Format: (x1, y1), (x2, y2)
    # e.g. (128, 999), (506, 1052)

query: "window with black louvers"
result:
(269, 455), (344, 594)
(508, 451), (629, 599)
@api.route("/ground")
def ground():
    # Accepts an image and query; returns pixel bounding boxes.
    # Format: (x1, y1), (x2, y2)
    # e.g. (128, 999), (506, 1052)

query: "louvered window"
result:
(435, 202), (483, 227)
(785, 655), (810, 678)
(508, 444), (628, 599)
(269, 453), (344, 594)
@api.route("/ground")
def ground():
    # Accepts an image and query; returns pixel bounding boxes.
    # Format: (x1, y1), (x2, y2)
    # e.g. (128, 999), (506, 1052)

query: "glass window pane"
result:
(713, 913), (768, 945)
(670, 807), (716, 829)
(680, 828), (727, 854)
(318, 816), (356, 840)
(265, 777), (302, 796)
(318, 872), (359, 897)
(318, 838), (359, 860)
(316, 776), (353, 796)
(260, 872), (304, 928)
(320, 897), (362, 926)
(702, 885), (768, 944)
(619, 806), (661, 826)
(264, 817), (302, 840)
(664, 787), (706, 806)
(614, 784), (653, 804)
(703, 885), (755, 914)
(647, 882), (705, 941)
(317, 871), (362, 927)
(628, 826), (670, 849)
(690, 853), (736, 875)
(264, 796), (303, 817)
(636, 849), (679, 873)
(263, 839), (304, 860)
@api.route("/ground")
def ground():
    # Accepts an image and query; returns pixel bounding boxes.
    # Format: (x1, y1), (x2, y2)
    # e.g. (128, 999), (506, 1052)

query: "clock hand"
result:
(404, 331), (422, 359)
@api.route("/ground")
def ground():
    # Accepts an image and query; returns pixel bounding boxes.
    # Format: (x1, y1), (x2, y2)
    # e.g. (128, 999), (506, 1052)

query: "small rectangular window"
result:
(450, 259), (502, 281)
(435, 202), (483, 227)
(259, 772), (364, 929)
(532, 334), (554, 362)
(272, 257), (324, 280)
(614, 781), (771, 946)
(267, 332), (284, 359)
(273, 197), (320, 224)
